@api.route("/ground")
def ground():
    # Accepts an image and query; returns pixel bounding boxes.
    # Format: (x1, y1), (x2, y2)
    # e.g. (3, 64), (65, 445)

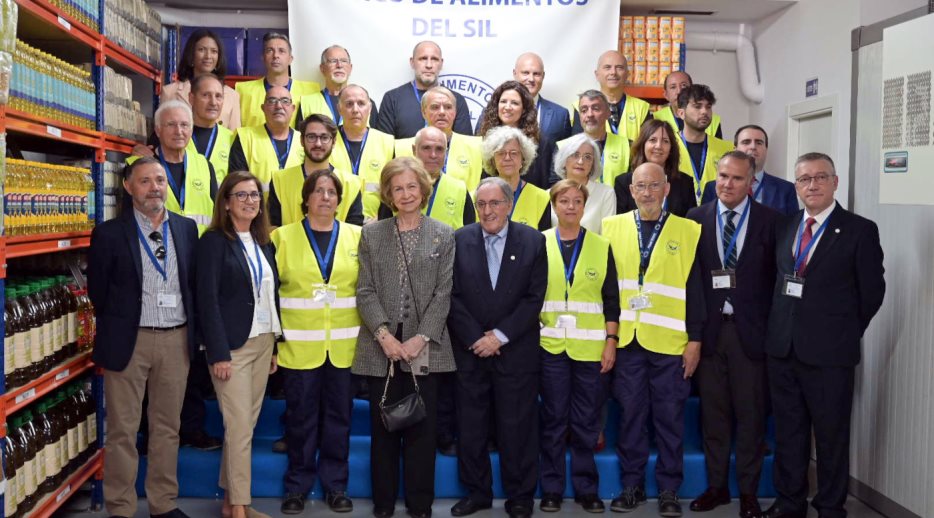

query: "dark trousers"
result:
(456, 368), (539, 507)
(436, 372), (458, 443)
(612, 342), (690, 492)
(281, 361), (353, 495)
(366, 369), (439, 514)
(768, 354), (854, 518)
(179, 348), (212, 438)
(539, 350), (607, 496)
(696, 321), (768, 494)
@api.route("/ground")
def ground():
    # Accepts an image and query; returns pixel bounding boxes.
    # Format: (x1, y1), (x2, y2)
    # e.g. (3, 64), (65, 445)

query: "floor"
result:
(54, 494), (889, 518)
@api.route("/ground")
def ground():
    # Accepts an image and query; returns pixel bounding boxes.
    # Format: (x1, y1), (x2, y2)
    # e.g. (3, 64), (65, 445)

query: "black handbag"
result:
(378, 360), (426, 432)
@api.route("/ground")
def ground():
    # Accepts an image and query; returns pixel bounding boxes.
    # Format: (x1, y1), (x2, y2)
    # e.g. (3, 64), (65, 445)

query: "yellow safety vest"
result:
(653, 105), (722, 139)
(570, 94), (650, 142)
(557, 132), (631, 187)
(395, 133), (483, 192)
(234, 124), (304, 193)
(186, 124), (235, 183)
(298, 90), (347, 125)
(271, 164), (362, 226)
(330, 128), (395, 219)
(676, 134), (734, 203)
(271, 220), (362, 369)
(126, 153), (215, 235)
(602, 211), (700, 356)
(540, 229), (610, 361)
(387, 174), (469, 230)
(511, 181), (550, 228)
(236, 78), (321, 128)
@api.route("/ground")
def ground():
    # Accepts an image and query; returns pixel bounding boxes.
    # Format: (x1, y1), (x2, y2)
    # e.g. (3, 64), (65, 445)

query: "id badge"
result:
(628, 292), (652, 311)
(365, 182), (379, 193)
(556, 314), (577, 329)
(312, 283), (338, 305)
(782, 274), (805, 298)
(711, 269), (736, 290)
(157, 291), (178, 308)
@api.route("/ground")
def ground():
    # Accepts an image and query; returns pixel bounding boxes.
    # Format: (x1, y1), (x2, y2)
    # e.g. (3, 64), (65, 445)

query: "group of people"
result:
(87, 29), (886, 518)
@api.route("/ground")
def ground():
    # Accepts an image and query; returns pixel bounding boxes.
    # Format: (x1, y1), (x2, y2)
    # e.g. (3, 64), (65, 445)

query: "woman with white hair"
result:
(481, 125), (552, 230)
(550, 133), (617, 234)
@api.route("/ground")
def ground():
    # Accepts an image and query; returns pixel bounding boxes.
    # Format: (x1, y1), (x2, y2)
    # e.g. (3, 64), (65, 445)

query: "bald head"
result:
(663, 71), (692, 106)
(413, 126), (448, 177)
(632, 162), (666, 184)
(595, 50), (628, 94)
(411, 41), (444, 88)
(513, 52), (545, 97)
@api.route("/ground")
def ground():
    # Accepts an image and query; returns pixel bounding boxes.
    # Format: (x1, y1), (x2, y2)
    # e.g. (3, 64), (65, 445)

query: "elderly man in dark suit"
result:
(448, 177), (548, 518)
(88, 156), (198, 518)
(761, 152), (885, 518)
(687, 151), (779, 518)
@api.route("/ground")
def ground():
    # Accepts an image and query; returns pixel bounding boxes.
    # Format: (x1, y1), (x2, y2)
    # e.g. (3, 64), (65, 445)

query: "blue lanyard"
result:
(321, 89), (341, 124)
(238, 236), (263, 299)
(716, 201), (750, 268)
(609, 96), (625, 135)
(136, 219), (169, 281)
(303, 218), (340, 283)
(411, 82), (428, 128)
(426, 178), (440, 217)
(793, 215), (830, 275)
(557, 228), (585, 299)
(195, 124), (218, 160)
(264, 124), (293, 170)
(442, 149), (450, 174)
(158, 148), (187, 209)
(635, 210), (667, 285)
(509, 180), (525, 219)
(680, 132), (708, 201)
(264, 78), (292, 91)
(340, 127), (369, 175)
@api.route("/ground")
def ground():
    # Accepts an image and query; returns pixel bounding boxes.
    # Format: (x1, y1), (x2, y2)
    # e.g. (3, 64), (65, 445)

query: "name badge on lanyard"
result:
(556, 228), (584, 329)
(304, 218), (340, 305)
(712, 202), (749, 290)
(784, 215), (830, 298)
(631, 211), (666, 311)
(782, 275), (804, 298)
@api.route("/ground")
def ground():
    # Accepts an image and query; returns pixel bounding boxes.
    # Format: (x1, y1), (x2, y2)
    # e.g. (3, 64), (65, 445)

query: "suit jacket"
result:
(88, 209), (198, 371)
(195, 229), (280, 365)
(448, 221), (548, 374)
(353, 216), (456, 377)
(687, 199), (779, 360)
(764, 203), (885, 367)
(702, 172), (799, 216)
(376, 82), (473, 138)
(537, 96), (572, 143)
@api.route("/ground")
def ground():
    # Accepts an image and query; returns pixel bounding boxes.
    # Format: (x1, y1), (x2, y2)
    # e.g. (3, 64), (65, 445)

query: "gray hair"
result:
(475, 176), (513, 205)
(481, 126), (537, 176)
(320, 45), (351, 65)
(553, 133), (603, 182)
(413, 126), (448, 149)
(795, 152), (836, 174)
(579, 89), (610, 109)
(154, 100), (193, 126)
(718, 150), (756, 176)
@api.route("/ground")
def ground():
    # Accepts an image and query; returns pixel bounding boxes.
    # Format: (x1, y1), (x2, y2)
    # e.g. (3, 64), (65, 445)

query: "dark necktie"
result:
(722, 209), (738, 269)
(798, 217), (817, 275)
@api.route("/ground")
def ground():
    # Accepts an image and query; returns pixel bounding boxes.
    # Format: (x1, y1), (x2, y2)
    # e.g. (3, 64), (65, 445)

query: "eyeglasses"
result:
(632, 182), (665, 193)
(162, 121), (191, 130)
(794, 173), (835, 186)
(494, 149), (521, 160)
(571, 152), (594, 162)
(475, 199), (509, 210)
(312, 187), (338, 198)
(149, 231), (166, 260)
(229, 191), (261, 202)
(264, 97), (292, 106)
(303, 133), (333, 144)
(325, 58), (351, 66)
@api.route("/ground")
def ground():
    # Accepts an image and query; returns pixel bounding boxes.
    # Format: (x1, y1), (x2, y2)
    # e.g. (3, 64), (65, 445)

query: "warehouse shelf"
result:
(13, 0), (101, 50)
(1, 107), (102, 148)
(28, 450), (104, 518)
(0, 231), (94, 264)
(1, 352), (94, 418)
(625, 85), (666, 103)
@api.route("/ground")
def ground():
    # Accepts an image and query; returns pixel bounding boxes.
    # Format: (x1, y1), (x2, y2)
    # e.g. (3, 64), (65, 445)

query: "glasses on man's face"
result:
(475, 199), (509, 211)
(325, 58), (351, 66)
(494, 149), (521, 160)
(303, 133), (333, 144)
(264, 97), (292, 106)
(632, 181), (665, 193)
(229, 191), (261, 202)
(149, 231), (166, 259)
(794, 173), (834, 187)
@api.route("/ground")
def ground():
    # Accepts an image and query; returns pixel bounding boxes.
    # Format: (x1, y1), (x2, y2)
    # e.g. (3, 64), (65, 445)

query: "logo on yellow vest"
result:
(369, 160), (382, 171)
(585, 268), (598, 281)
(349, 249), (358, 258)
(192, 179), (205, 191)
(457, 155), (469, 167)
(666, 240), (680, 254)
(608, 151), (620, 162)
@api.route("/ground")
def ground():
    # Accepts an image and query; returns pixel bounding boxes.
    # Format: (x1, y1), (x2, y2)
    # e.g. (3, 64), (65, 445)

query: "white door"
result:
(787, 94), (842, 207)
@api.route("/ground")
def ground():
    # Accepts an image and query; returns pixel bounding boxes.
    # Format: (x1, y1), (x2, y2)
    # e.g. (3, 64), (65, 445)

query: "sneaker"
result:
(657, 490), (682, 517)
(610, 486), (646, 513)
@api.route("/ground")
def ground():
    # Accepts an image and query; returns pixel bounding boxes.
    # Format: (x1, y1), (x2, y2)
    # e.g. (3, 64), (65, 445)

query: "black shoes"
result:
(657, 490), (682, 517)
(373, 507), (395, 518)
(575, 494), (605, 513)
(610, 486), (647, 512)
(760, 503), (807, 518)
(451, 497), (493, 516)
(689, 486), (731, 512)
(280, 492), (305, 515)
(151, 509), (192, 518)
(326, 491), (354, 513)
(505, 502), (533, 518)
(539, 493), (562, 512)
(179, 431), (222, 451)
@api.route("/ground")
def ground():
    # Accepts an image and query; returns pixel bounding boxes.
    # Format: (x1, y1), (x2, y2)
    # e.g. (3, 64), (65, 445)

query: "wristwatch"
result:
(606, 334), (620, 342)
(417, 333), (432, 344)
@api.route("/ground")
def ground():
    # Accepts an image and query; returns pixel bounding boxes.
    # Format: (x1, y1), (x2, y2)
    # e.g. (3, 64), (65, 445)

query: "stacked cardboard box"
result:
(619, 15), (685, 86)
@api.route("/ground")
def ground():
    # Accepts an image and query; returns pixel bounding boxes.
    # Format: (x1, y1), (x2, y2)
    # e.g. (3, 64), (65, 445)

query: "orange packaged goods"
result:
(660, 40), (672, 64)
(634, 39), (647, 62)
(646, 17), (659, 40)
(659, 63), (672, 81)
(647, 39), (660, 63)
(659, 17), (672, 40)
(622, 40), (635, 63)
(673, 17), (685, 40)
(634, 62), (647, 85)
(672, 40), (683, 64)
(633, 16), (646, 39)
(621, 16), (633, 40)
(647, 64), (659, 86)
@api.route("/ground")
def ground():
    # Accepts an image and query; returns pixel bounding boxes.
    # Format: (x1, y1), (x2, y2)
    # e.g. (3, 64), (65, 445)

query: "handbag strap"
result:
(379, 359), (420, 407)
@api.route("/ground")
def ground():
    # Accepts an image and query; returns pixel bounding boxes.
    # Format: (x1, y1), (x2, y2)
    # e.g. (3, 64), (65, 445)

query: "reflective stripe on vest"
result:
(283, 326), (361, 342)
(236, 124), (304, 192)
(511, 182), (550, 228)
(280, 296), (357, 310)
(330, 128), (395, 220)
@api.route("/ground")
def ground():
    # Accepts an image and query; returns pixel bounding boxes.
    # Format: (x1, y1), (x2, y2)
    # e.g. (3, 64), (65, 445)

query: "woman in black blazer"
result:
(196, 170), (280, 518)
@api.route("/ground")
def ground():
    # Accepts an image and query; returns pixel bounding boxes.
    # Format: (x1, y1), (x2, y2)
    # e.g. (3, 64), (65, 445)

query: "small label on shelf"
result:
(47, 125), (63, 138)
(15, 388), (36, 404)
(57, 16), (72, 30)
(58, 239), (72, 248)
(55, 368), (70, 381)
(57, 484), (72, 502)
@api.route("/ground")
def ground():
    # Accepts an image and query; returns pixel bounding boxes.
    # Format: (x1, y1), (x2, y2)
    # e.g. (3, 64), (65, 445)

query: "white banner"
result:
(288, 0), (620, 126)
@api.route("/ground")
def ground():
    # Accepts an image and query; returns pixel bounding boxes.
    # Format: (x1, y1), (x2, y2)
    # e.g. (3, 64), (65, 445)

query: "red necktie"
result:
(797, 217), (817, 275)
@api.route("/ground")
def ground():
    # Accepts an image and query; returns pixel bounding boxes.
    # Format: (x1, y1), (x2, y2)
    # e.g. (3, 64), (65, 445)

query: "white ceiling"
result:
(620, 0), (798, 23)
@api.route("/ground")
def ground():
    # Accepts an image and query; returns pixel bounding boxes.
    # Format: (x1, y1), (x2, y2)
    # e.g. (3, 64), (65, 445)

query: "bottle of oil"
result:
(12, 415), (37, 513)
(61, 388), (79, 473)
(48, 394), (68, 486)
(19, 287), (40, 383)
(6, 417), (26, 518)
(3, 423), (21, 518)
(81, 381), (98, 456)
(61, 276), (80, 358)
(4, 287), (17, 388)
(9, 287), (30, 387)
(35, 400), (60, 494)
(20, 410), (47, 501)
